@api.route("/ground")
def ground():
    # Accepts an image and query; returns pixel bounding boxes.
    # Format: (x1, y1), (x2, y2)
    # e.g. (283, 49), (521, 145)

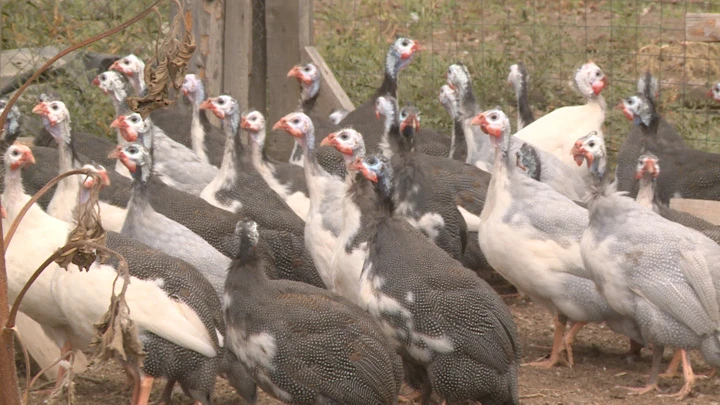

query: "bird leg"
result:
(52, 341), (73, 390)
(524, 314), (568, 368)
(563, 321), (587, 367)
(123, 362), (142, 405)
(617, 344), (663, 395)
(658, 349), (695, 399)
(658, 350), (682, 379)
(158, 379), (176, 405)
(134, 374), (155, 405)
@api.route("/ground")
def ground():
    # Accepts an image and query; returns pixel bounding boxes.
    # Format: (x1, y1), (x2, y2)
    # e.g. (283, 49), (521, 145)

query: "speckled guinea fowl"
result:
(438, 84), (466, 162)
(507, 62), (535, 130)
(445, 63), (492, 171)
(112, 110), (218, 195)
(575, 132), (720, 399)
(364, 96), (468, 260)
(273, 111), (347, 294)
(397, 104), (450, 157)
(474, 108), (643, 368)
(615, 74), (691, 202)
(198, 96), (307, 232)
(111, 142), (231, 296)
(634, 151), (720, 245)
(2, 144), (224, 405)
(336, 37), (421, 153)
(223, 219), (403, 405)
(180, 74), (225, 166)
(352, 155), (521, 405)
(31, 99), (127, 232)
(241, 110), (310, 220)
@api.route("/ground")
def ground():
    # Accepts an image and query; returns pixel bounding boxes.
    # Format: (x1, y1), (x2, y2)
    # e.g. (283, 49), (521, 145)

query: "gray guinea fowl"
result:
(223, 219), (403, 405)
(575, 132), (720, 399)
(349, 154), (521, 405)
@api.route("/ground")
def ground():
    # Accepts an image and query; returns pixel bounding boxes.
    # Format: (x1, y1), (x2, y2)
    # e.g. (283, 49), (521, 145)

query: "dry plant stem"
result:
(0, 0), (165, 132)
(3, 169), (96, 250)
(23, 350), (73, 403)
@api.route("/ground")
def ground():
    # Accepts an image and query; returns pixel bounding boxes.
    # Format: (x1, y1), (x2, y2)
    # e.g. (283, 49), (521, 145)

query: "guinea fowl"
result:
(513, 62), (608, 175)
(335, 37), (422, 152)
(273, 111), (347, 294)
(446, 63), (493, 171)
(110, 53), (146, 95)
(370, 95), (468, 260)
(710, 82), (720, 102)
(507, 62), (535, 130)
(110, 142), (230, 296)
(32, 99), (127, 232)
(438, 84), (466, 161)
(240, 109), (310, 220)
(450, 68), (588, 201)
(224, 219), (403, 405)
(2, 144), (224, 405)
(181, 73), (225, 166)
(634, 151), (720, 244)
(198, 96), (306, 233)
(352, 155), (521, 405)
(397, 104), (450, 157)
(286, 62), (337, 166)
(615, 74), (687, 199)
(473, 108), (642, 368)
(574, 132), (720, 398)
(91, 69), (134, 178)
(112, 110), (217, 195)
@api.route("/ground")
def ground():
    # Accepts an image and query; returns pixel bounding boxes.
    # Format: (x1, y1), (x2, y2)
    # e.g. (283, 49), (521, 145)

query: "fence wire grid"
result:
(1, 0), (719, 158)
(314, 0), (720, 156)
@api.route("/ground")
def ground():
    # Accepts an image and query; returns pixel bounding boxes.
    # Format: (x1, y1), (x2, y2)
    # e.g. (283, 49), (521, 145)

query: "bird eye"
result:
(340, 133), (349, 140)
(124, 59), (130, 65)
(100, 74), (106, 81)
(130, 116), (139, 123)
(51, 104), (59, 110)
(217, 98), (225, 105)
(627, 98), (634, 105)
(292, 118), (300, 124)
(250, 116), (256, 121)
(402, 40), (409, 47)
(367, 157), (378, 165)
(588, 141), (595, 147)
(490, 113), (497, 120)
(11, 149), (19, 156)
(303, 66), (311, 72)
(128, 146), (138, 154)
(595, 71), (601, 77)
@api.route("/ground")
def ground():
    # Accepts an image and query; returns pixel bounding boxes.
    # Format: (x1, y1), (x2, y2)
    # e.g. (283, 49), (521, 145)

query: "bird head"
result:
(635, 152), (660, 180)
(110, 113), (147, 142)
(199, 95), (238, 120)
(576, 62), (608, 98)
(321, 128), (365, 162)
(273, 112), (313, 139)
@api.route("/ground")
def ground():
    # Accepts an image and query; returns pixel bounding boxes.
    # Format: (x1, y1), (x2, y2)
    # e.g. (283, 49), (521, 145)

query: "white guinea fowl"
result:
(574, 132), (720, 399)
(32, 100), (127, 232)
(634, 152), (660, 210)
(111, 111), (218, 195)
(240, 110), (310, 220)
(514, 62), (607, 175)
(273, 112), (350, 296)
(286, 62), (321, 167)
(110, 53), (146, 95)
(92, 70), (132, 178)
(710, 82), (720, 103)
(472, 108), (642, 368)
(2, 144), (218, 381)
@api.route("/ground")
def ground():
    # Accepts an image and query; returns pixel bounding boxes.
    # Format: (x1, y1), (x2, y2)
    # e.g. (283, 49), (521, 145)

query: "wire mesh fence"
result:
(314, 0), (720, 155)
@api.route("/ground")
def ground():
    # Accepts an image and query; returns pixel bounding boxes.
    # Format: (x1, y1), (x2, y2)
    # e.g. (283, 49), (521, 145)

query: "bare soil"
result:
(19, 297), (720, 405)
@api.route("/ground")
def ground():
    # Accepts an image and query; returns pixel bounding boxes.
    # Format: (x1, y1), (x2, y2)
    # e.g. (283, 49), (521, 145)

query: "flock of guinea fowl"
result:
(4, 33), (720, 405)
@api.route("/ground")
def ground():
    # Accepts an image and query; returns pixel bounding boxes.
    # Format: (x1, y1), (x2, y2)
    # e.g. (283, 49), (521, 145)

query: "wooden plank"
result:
(223, 0), (252, 109)
(265, 0), (312, 160)
(248, 0), (267, 115)
(302, 46), (355, 119)
(669, 198), (720, 225)
(686, 13), (720, 42)
(189, 0), (225, 99)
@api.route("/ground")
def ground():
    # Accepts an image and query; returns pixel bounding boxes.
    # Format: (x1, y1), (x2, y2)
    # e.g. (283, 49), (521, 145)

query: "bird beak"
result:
(91, 76), (101, 87)
(110, 60), (131, 75)
(355, 160), (377, 183)
(320, 133), (336, 147)
(412, 41), (423, 53)
(615, 102), (633, 121)
(22, 147), (36, 167)
(0, 205), (6, 219)
(199, 99), (224, 119)
(32, 102), (49, 116)
(110, 116), (126, 129)
(592, 76), (608, 95)
(287, 65), (309, 84)
(469, 113), (484, 127)
(240, 117), (252, 129)
(375, 110), (381, 120)
(570, 143), (593, 168)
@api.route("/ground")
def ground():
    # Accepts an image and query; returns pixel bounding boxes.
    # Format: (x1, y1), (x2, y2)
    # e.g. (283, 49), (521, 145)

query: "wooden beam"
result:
(189, 0), (225, 98)
(264, 0), (312, 160)
(223, 0), (252, 109)
(248, 0), (267, 115)
(686, 13), (720, 42)
(302, 46), (355, 119)
(669, 198), (720, 226)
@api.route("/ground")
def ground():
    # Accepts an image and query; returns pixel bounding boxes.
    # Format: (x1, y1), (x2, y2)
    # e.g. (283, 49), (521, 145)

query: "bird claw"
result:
(523, 356), (569, 369)
(615, 383), (660, 396)
(657, 384), (692, 400)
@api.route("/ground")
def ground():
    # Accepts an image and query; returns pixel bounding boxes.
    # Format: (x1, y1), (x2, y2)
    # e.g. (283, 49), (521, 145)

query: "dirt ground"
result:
(19, 296), (720, 405)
